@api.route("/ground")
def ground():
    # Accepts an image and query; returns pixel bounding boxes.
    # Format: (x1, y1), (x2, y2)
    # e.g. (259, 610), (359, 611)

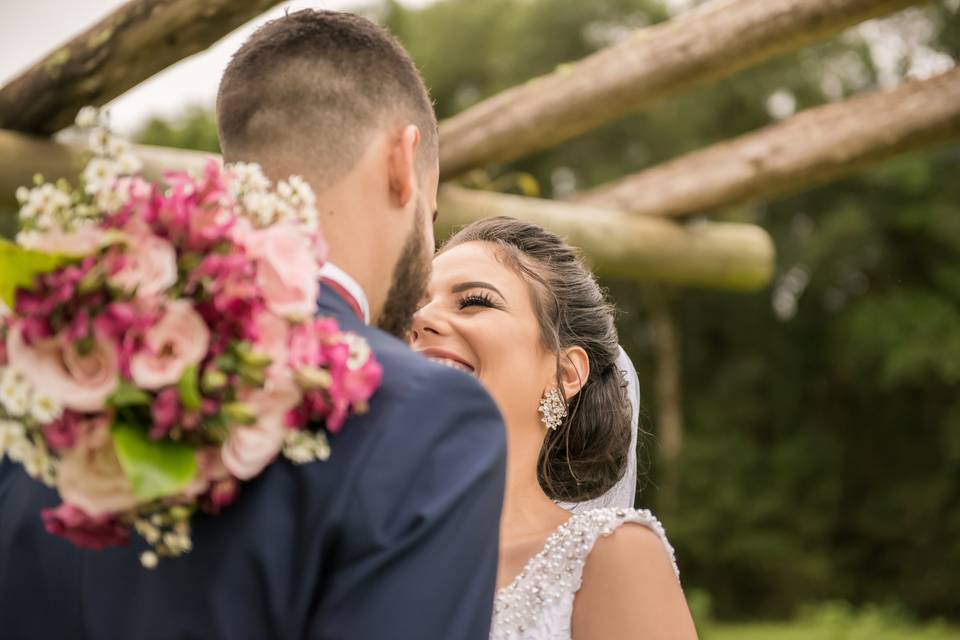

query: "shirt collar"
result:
(319, 262), (370, 325)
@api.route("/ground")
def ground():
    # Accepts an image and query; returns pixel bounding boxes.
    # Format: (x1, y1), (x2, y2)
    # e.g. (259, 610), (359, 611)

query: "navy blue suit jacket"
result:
(0, 283), (507, 639)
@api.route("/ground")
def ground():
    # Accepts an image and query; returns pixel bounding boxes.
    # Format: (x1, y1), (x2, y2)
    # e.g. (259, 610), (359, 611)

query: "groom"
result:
(0, 10), (507, 640)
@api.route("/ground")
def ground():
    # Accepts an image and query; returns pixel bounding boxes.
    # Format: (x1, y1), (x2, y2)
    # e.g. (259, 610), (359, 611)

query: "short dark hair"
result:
(216, 9), (437, 187)
(440, 217), (634, 503)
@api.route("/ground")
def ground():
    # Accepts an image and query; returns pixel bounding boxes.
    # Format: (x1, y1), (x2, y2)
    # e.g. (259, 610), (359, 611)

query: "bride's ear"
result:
(386, 124), (421, 209)
(557, 346), (590, 401)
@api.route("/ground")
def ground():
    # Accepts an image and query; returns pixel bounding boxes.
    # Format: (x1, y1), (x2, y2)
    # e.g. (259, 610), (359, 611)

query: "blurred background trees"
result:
(109, 0), (960, 630)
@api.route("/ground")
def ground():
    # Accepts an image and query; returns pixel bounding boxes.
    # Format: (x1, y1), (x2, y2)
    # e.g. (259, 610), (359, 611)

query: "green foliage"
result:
(132, 0), (960, 621)
(0, 236), (73, 307)
(178, 364), (201, 411)
(111, 422), (198, 502)
(702, 601), (960, 640)
(137, 107), (220, 153)
(108, 381), (152, 408)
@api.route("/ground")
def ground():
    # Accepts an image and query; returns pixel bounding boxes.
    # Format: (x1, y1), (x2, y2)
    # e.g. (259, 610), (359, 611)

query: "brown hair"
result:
(216, 9), (437, 187)
(440, 217), (633, 502)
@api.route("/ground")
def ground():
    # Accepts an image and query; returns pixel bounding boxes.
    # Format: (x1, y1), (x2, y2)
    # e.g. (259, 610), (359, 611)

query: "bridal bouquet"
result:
(0, 108), (382, 567)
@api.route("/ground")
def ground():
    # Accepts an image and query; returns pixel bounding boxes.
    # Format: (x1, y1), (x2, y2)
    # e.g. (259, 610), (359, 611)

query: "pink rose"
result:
(247, 224), (320, 318)
(228, 217), (255, 248)
(221, 376), (301, 480)
(130, 300), (210, 389)
(252, 311), (289, 374)
(56, 416), (138, 516)
(7, 325), (118, 412)
(42, 503), (130, 550)
(109, 227), (178, 298)
(16, 227), (107, 256)
(183, 447), (231, 499)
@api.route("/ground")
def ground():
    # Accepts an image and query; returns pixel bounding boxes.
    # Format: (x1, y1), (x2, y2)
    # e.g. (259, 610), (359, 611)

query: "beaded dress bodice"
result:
(490, 508), (679, 640)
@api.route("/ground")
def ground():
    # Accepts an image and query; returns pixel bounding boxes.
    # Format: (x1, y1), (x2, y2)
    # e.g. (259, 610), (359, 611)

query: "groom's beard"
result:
(377, 203), (431, 339)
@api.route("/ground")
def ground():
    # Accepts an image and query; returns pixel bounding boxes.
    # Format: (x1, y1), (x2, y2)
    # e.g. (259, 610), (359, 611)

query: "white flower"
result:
(345, 333), (372, 370)
(83, 158), (120, 194)
(282, 430), (331, 464)
(107, 136), (131, 158)
(88, 129), (111, 155)
(18, 184), (72, 226)
(298, 207), (319, 232)
(18, 201), (38, 222)
(30, 393), (63, 424)
(116, 153), (142, 175)
(0, 368), (32, 417)
(95, 186), (126, 213)
(228, 162), (271, 196)
(0, 420), (26, 461)
(75, 106), (100, 128)
(288, 175), (316, 207)
(243, 191), (292, 227)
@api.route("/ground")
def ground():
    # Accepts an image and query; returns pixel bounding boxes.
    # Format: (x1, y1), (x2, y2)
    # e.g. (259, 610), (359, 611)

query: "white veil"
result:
(557, 346), (640, 512)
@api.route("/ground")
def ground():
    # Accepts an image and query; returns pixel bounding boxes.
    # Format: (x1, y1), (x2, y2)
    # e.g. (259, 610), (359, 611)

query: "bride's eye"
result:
(457, 292), (499, 311)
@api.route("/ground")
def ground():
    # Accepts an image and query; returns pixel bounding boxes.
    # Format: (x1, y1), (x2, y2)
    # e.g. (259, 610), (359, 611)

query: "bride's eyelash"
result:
(457, 292), (498, 310)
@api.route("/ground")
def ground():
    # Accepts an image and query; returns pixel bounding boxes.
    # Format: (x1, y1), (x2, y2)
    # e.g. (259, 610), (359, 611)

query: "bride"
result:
(410, 217), (698, 639)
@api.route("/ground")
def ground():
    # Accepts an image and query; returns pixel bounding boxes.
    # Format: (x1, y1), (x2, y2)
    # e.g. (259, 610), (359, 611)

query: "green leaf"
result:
(178, 364), (201, 411)
(111, 422), (197, 502)
(108, 380), (151, 407)
(0, 237), (74, 308)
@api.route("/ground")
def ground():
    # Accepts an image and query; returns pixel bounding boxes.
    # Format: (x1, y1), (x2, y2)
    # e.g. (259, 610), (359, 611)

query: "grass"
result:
(690, 598), (960, 640)
(700, 622), (960, 640)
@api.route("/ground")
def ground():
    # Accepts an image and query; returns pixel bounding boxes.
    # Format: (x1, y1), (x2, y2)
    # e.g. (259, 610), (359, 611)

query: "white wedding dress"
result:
(490, 507), (678, 640)
(490, 349), (681, 640)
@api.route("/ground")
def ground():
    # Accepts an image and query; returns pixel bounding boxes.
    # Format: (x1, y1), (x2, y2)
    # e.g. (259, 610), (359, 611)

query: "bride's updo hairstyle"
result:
(440, 216), (632, 502)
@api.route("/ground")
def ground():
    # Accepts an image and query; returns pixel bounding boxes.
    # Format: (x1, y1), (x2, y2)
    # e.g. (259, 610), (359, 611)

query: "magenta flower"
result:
(42, 503), (130, 551)
(150, 387), (180, 440)
(42, 410), (86, 449)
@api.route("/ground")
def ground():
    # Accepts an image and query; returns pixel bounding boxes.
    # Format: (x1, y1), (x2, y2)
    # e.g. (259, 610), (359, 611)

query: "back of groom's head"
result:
(216, 9), (437, 188)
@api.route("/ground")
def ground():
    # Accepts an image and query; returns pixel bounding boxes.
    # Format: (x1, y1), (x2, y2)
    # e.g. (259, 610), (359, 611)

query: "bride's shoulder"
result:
(571, 508), (697, 639)
(571, 507), (679, 581)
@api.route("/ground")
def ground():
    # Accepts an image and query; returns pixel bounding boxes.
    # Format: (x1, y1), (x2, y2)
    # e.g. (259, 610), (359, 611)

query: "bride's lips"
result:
(417, 348), (476, 375)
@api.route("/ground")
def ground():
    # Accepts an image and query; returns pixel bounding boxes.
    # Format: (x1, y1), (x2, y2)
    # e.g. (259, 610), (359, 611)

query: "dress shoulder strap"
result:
(492, 508), (679, 638)
(564, 507), (679, 585)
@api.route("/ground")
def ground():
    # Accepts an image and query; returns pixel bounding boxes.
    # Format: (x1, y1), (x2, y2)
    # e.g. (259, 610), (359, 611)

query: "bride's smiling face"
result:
(410, 241), (556, 422)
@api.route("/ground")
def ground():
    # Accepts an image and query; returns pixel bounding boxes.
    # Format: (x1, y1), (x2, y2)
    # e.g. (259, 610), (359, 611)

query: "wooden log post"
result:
(436, 185), (774, 290)
(0, 0), (284, 135)
(438, 0), (928, 180)
(574, 66), (960, 217)
(0, 130), (212, 206)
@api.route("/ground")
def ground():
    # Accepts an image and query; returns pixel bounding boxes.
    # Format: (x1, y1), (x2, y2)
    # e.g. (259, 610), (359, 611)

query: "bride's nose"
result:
(409, 303), (445, 344)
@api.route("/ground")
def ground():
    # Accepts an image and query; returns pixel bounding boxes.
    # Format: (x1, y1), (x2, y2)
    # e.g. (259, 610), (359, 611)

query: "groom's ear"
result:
(558, 346), (590, 400)
(386, 124), (421, 209)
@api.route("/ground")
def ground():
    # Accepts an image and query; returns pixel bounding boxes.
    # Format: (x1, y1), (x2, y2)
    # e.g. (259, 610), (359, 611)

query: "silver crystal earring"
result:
(538, 387), (568, 430)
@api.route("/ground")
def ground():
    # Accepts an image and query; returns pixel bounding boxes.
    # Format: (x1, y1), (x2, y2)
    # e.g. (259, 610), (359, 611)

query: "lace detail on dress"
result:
(490, 508), (679, 640)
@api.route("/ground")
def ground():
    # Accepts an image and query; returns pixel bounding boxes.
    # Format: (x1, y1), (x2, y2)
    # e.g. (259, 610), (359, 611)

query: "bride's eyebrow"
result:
(451, 281), (505, 298)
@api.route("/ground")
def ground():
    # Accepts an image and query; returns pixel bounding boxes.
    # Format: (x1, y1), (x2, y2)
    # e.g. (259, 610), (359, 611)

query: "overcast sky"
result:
(0, 0), (433, 134)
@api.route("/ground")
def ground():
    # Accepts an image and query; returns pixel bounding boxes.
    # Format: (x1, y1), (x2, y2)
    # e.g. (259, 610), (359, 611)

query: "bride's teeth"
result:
(428, 357), (473, 374)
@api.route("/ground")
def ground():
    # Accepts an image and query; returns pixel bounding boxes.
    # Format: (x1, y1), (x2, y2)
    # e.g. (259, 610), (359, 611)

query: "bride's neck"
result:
(500, 421), (569, 541)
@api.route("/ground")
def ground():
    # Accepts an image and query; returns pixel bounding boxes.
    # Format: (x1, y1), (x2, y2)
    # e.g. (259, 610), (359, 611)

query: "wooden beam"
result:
(0, 0), (283, 135)
(438, 0), (928, 180)
(0, 130), (213, 210)
(574, 66), (960, 217)
(436, 185), (774, 291)
(0, 132), (773, 290)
